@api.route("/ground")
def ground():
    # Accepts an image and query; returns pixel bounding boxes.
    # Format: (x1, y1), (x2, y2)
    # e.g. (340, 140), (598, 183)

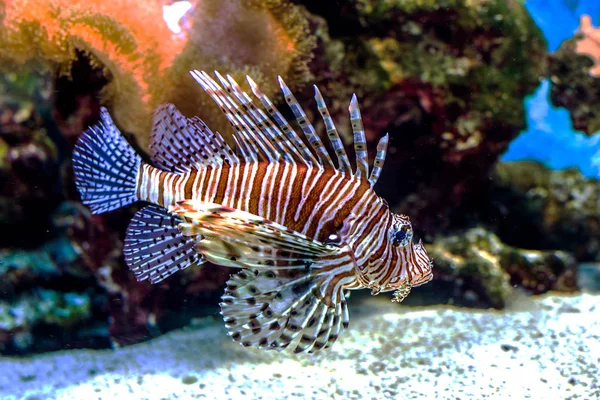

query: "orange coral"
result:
(575, 15), (600, 77)
(0, 0), (314, 148)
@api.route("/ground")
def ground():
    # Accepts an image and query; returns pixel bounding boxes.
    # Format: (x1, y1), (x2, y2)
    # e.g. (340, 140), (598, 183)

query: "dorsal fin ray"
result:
(246, 76), (320, 167)
(191, 71), (257, 163)
(349, 94), (369, 179)
(188, 116), (241, 166)
(212, 71), (281, 163)
(313, 86), (352, 175)
(150, 104), (239, 172)
(191, 70), (279, 163)
(185, 70), (385, 186)
(278, 77), (333, 168)
(368, 133), (389, 187)
(224, 74), (297, 164)
(190, 71), (257, 163)
(151, 105), (201, 172)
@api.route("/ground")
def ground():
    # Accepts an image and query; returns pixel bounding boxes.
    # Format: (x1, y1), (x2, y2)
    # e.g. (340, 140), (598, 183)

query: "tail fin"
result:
(73, 108), (142, 214)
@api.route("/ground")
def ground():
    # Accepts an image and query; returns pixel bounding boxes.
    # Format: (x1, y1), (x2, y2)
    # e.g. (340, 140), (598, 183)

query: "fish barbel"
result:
(72, 71), (433, 353)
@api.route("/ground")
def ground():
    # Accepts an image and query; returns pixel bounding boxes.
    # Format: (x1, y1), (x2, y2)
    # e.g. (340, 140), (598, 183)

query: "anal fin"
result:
(124, 205), (205, 284)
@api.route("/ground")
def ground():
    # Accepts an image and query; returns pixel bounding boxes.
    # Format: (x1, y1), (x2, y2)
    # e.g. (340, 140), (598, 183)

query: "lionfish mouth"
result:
(410, 264), (434, 287)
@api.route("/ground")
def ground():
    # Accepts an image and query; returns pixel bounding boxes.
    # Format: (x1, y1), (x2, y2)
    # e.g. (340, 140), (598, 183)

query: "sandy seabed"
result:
(1, 292), (598, 400)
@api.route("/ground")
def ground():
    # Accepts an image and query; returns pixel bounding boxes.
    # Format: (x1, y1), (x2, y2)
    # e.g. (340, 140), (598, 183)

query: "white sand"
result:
(0, 292), (598, 400)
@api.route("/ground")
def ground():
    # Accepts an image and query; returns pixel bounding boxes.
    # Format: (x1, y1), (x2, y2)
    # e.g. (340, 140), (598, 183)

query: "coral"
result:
(417, 227), (578, 309)
(0, 289), (92, 353)
(0, 202), (113, 354)
(481, 161), (600, 262)
(575, 15), (600, 76)
(0, 196), (227, 353)
(547, 16), (600, 135)
(0, 0), (177, 148)
(52, 51), (109, 142)
(423, 228), (513, 309)
(291, 0), (547, 236)
(0, 0), (315, 148)
(500, 246), (577, 294)
(154, 0), (315, 148)
(0, 234), (90, 295)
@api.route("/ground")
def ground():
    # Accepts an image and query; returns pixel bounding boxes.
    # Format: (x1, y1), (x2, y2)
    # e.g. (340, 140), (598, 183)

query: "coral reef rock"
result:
(0, 202), (113, 355)
(415, 227), (578, 309)
(484, 161), (600, 262)
(293, 0), (547, 236)
(0, 66), (61, 233)
(548, 15), (600, 136)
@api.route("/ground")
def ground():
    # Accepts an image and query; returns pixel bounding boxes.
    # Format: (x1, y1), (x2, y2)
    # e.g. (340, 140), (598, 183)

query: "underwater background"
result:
(0, 0), (599, 399)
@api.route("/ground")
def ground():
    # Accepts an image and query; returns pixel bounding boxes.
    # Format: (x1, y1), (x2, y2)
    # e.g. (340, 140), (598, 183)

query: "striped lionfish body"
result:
(73, 70), (433, 353)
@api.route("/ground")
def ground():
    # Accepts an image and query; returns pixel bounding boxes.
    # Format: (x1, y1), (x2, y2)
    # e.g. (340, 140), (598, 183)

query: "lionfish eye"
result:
(392, 225), (412, 247)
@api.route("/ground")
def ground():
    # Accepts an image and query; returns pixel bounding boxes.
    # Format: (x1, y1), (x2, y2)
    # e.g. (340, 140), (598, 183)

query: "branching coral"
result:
(575, 15), (600, 76)
(0, 0), (315, 148)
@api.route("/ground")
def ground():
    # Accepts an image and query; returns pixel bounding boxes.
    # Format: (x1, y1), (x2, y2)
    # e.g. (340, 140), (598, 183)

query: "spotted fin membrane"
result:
(221, 268), (349, 353)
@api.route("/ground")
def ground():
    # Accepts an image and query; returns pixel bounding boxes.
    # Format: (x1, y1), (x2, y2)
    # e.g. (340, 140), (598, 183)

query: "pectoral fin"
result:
(169, 200), (358, 352)
(221, 267), (350, 353)
(170, 200), (341, 269)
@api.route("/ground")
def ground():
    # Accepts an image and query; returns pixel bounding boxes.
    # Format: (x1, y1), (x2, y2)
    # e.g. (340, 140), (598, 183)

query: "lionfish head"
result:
(385, 213), (434, 302)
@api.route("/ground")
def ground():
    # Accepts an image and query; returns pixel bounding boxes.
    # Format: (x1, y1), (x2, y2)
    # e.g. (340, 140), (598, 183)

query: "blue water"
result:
(501, 0), (600, 178)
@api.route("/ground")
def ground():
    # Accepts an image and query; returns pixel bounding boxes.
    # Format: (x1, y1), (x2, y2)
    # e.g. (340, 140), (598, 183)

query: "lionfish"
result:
(73, 70), (433, 353)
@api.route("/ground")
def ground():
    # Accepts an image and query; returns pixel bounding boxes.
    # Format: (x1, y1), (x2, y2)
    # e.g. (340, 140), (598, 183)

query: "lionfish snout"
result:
(409, 239), (434, 287)
(388, 239), (433, 303)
